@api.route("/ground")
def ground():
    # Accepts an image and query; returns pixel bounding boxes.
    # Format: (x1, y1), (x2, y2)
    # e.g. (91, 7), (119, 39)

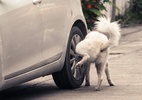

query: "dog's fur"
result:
(75, 17), (121, 91)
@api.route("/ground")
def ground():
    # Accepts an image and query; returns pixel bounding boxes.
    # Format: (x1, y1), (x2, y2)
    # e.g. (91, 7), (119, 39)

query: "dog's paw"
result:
(75, 62), (82, 68)
(75, 64), (81, 68)
(108, 80), (115, 86)
(94, 87), (101, 91)
(109, 82), (115, 86)
(85, 82), (90, 86)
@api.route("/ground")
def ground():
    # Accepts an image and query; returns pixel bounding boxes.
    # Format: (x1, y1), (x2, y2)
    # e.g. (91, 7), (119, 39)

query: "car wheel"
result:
(52, 26), (86, 89)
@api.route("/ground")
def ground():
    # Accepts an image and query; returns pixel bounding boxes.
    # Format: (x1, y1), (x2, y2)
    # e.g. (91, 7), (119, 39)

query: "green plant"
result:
(81, 0), (112, 30)
(118, 0), (142, 26)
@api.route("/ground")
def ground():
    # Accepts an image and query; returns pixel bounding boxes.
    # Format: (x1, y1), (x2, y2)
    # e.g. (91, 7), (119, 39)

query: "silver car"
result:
(0, 0), (87, 91)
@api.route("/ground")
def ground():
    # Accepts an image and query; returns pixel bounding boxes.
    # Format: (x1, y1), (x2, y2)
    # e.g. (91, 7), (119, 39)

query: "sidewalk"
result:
(107, 29), (142, 100)
(121, 25), (142, 36)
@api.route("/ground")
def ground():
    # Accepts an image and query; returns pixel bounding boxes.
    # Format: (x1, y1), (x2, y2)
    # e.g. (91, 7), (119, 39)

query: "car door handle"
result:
(33, 0), (42, 5)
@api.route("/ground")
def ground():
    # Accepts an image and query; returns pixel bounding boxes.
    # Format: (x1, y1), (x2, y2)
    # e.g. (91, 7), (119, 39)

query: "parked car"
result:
(0, 0), (87, 91)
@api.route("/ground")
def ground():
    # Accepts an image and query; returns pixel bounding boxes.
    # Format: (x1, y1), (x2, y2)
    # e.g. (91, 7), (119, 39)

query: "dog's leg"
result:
(85, 62), (91, 86)
(95, 62), (105, 91)
(105, 63), (115, 86)
(75, 54), (90, 67)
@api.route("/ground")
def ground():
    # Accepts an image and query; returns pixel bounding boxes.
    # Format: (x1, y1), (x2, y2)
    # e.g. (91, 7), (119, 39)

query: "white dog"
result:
(75, 16), (121, 91)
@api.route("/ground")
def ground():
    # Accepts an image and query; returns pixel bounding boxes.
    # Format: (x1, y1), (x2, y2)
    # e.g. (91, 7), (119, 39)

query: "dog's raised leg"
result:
(105, 63), (115, 86)
(75, 54), (90, 67)
(95, 62), (106, 91)
(85, 62), (91, 86)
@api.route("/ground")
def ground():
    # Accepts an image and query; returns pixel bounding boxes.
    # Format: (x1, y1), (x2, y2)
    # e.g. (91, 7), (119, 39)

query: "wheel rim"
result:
(70, 34), (85, 80)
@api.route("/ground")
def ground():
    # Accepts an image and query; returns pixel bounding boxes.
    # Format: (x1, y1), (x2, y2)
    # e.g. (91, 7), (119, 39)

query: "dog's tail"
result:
(95, 16), (121, 50)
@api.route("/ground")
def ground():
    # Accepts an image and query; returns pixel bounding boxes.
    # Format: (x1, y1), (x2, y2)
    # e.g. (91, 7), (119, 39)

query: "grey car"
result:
(0, 0), (87, 91)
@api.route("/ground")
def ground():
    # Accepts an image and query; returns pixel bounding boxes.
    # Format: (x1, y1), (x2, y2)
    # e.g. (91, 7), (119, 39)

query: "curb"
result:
(121, 25), (142, 36)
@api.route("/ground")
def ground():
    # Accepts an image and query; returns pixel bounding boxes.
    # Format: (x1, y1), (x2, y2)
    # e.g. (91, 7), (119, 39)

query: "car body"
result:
(0, 0), (87, 91)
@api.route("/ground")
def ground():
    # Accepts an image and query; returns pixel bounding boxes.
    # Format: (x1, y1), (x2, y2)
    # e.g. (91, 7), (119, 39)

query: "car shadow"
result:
(0, 83), (61, 100)
(0, 80), (112, 100)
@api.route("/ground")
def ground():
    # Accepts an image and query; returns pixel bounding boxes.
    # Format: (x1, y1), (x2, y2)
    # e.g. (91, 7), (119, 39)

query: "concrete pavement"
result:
(104, 28), (142, 100)
(121, 25), (142, 36)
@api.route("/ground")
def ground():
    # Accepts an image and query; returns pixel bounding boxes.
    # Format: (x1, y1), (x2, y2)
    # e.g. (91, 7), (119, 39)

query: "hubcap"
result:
(70, 34), (85, 80)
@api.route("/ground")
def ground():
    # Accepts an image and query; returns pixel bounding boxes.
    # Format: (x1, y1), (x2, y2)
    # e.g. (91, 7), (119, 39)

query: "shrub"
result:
(118, 0), (142, 26)
(81, 0), (111, 30)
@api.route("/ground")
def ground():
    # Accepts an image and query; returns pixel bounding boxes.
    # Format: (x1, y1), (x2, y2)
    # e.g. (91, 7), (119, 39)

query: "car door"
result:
(42, 0), (71, 61)
(0, 0), (44, 79)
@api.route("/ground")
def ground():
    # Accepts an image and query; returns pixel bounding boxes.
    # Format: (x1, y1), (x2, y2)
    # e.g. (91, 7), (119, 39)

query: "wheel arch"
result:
(60, 19), (87, 67)
(59, 19), (87, 71)
(72, 20), (87, 37)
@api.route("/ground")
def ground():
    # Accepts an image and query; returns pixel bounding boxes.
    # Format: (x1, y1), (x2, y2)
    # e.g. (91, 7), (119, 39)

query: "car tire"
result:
(52, 26), (86, 89)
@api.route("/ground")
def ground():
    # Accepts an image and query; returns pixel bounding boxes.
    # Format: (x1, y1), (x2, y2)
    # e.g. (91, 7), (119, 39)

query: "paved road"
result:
(1, 30), (142, 100)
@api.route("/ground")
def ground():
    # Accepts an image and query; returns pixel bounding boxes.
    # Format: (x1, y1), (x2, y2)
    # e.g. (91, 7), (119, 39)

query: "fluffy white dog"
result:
(75, 16), (121, 91)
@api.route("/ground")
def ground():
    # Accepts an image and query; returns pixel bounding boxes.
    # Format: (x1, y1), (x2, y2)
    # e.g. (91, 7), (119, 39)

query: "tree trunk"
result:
(111, 0), (116, 21)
